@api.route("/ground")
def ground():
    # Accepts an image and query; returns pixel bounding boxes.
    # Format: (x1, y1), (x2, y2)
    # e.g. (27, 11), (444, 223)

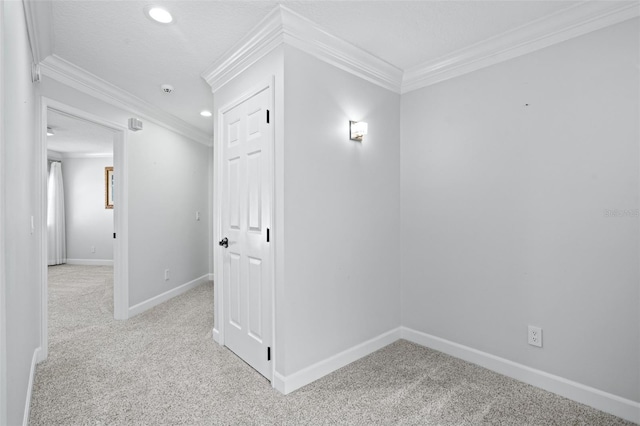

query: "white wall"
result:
(281, 46), (401, 376)
(61, 156), (114, 263)
(401, 18), (639, 402)
(2, 0), (41, 424)
(39, 77), (211, 310)
(127, 121), (209, 305)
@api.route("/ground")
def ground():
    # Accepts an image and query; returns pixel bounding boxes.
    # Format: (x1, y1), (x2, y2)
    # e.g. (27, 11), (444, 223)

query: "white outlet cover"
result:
(528, 325), (542, 347)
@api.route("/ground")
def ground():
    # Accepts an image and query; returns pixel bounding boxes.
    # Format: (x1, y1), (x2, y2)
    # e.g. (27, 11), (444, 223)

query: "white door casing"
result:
(218, 82), (273, 380)
(38, 98), (130, 361)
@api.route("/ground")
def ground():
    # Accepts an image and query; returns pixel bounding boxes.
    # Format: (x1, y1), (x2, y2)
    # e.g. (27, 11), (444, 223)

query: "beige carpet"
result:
(29, 264), (633, 425)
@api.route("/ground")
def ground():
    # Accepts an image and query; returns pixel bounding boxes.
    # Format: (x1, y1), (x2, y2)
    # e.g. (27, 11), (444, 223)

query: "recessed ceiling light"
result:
(47, 127), (54, 136)
(200, 110), (212, 117)
(147, 6), (173, 24)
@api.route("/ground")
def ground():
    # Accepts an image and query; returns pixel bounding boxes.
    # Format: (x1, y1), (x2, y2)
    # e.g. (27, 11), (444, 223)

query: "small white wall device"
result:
(128, 118), (143, 131)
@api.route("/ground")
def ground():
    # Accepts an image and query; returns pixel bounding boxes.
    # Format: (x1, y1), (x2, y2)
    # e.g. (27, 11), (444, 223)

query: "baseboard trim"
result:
(65, 259), (113, 266)
(22, 347), (40, 426)
(212, 327), (220, 344)
(401, 327), (640, 424)
(273, 327), (401, 395)
(128, 274), (209, 317)
(208, 273), (214, 282)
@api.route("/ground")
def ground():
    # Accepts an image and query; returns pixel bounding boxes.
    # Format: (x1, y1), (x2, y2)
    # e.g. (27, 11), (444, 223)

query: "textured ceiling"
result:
(47, 109), (115, 155)
(50, 1), (583, 138)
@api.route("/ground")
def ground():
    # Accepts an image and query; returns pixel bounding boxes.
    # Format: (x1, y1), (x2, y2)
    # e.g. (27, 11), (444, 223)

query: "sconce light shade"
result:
(350, 121), (368, 142)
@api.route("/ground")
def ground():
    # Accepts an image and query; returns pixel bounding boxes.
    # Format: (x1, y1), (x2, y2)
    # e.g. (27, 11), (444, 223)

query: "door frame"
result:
(0, 0), (7, 419)
(213, 77), (276, 383)
(37, 97), (130, 361)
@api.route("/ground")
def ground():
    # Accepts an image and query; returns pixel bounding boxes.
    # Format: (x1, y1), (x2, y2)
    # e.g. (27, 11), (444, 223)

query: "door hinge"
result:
(267, 346), (271, 361)
(113, 233), (116, 239)
(266, 109), (270, 124)
(266, 228), (270, 243)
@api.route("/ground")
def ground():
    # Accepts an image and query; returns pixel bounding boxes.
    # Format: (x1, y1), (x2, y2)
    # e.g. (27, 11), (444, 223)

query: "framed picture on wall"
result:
(105, 166), (114, 209)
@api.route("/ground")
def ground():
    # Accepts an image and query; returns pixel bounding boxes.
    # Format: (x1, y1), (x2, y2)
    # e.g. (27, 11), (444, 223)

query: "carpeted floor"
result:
(29, 264), (633, 425)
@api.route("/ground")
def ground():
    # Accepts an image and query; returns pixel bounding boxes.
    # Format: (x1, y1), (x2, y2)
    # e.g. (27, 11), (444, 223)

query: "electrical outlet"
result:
(196, 211), (201, 221)
(91, 246), (96, 253)
(164, 269), (170, 281)
(528, 325), (542, 347)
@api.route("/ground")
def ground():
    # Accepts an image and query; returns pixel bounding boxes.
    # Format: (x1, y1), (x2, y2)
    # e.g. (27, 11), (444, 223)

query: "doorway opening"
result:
(38, 98), (129, 362)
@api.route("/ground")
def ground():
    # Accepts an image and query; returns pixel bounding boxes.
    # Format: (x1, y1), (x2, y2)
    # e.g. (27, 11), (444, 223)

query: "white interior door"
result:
(220, 86), (272, 380)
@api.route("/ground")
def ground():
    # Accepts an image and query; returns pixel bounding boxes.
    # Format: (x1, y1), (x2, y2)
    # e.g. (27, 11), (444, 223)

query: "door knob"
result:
(218, 237), (228, 248)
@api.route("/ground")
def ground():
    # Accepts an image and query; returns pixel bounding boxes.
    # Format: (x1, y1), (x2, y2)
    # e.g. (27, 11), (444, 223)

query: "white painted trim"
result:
(208, 273), (214, 282)
(39, 55), (211, 147)
(37, 100), (49, 362)
(202, 7), (283, 93)
(21, 0), (52, 66)
(212, 328), (221, 344)
(274, 328), (401, 395)
(22, 347), (40, 426)
(213, 100), (223, 347)
(269, 325), (639, 421)
(65, 259), (113, 266)
(0, 1), (6, 421)
(57, 152), (113, 159)
(402, 2), (640, 93)
(267, 75), (277, 387)
(401, 327), (640, 424)
(23, 1), (49, 67)
(39, 98), (130, 359)
(213, 96), (223, 347)
(112, 122), (129, 321)
(202, 3), (638, 96)
(280, 7), (402, 93)
(128, 274), (209, 318)
(22, 0), (41, 64)
(201, 5), (402, 94)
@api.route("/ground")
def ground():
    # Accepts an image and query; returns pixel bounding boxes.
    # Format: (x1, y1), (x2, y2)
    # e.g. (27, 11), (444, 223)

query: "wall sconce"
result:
(350, 121), (368, 142)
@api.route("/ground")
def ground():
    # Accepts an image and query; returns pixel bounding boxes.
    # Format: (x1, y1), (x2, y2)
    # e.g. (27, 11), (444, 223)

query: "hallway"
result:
(28, 266), (630, 425)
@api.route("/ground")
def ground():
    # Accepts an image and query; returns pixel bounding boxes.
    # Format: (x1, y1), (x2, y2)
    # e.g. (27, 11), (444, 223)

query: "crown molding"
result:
(40, 55), (212, 146)
(201, 5), (403, 94)
(59, 152), (113, 159)
(22, 0), (53, 65)
(279, 7), (402, 93)
(201, 6), (285, 93)
(402, 1), (640, 94)
(47, 150), (113, 160)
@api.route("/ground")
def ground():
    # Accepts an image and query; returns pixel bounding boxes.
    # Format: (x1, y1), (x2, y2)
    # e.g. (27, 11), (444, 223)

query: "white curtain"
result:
(47, 162), (66, 265)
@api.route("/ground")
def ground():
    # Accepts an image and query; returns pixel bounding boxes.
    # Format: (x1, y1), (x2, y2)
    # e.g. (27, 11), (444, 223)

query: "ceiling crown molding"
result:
(402, 1), (640, 94)
(40, 55), (212, 146)
(201, 5), (403, 93)
(59, 152), (114, 159)
(22, 0), (53, 65)
(201, 6), (285, 93)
